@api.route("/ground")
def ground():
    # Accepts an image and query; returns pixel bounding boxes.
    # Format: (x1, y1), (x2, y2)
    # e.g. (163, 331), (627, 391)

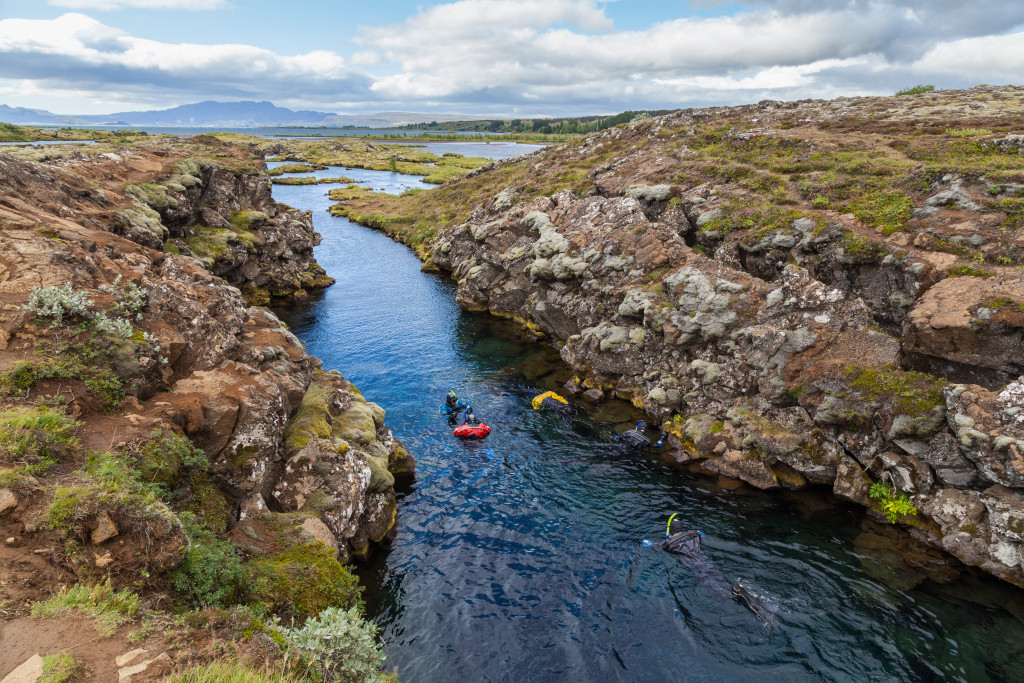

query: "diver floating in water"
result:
(651, 513), (775, 626)
(531, 390), (575, 416)
(453, 405), (491, 439)
(614, 420), (666, 448)
(440, 390), (468, 425)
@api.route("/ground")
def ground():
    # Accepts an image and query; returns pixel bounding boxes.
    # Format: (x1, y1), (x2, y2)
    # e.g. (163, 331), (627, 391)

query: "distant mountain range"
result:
(0, 101), (499, 129)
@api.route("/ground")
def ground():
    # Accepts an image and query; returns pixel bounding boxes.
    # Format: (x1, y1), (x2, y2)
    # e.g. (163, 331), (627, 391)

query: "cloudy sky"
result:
(0, 0), (1021, 116)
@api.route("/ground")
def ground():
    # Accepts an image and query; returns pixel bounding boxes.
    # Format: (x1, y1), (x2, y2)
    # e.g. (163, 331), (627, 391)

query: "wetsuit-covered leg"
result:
(664, 530), (774, 625)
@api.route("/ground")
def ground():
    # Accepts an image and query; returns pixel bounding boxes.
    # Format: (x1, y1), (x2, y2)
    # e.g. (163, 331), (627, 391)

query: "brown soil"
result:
(0, 616), (135, 681)
(0, 517), (68, 612)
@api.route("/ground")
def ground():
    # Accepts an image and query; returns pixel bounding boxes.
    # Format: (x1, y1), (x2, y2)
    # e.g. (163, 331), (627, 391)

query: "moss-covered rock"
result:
(332, 402), (377, 446)
(246, 542), (361, 620)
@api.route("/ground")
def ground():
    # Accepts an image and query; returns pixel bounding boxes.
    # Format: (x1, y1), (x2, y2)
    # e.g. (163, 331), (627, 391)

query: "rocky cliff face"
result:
(43, 138), (334, 305)
(0, 144), (409, 604)
(419, 87), (1024, 588)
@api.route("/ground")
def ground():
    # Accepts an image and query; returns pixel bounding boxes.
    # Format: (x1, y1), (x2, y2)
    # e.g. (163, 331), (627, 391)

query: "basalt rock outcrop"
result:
(415, 87), (1024, 588)
(0, 143), (410, 599)
(12, 139), (334, 305)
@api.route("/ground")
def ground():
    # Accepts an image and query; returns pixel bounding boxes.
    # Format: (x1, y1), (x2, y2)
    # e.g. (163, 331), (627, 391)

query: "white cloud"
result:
(912, 32), (1024, 83)
(49, 0), (227, 9)
(356, 0), (1024, 110)
(0, 13), (368, 106)
(2, 2), (1024, 115)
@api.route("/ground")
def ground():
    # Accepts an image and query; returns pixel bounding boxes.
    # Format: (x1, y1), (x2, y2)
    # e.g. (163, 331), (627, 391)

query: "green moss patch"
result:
(185, 225), (259, 267)
(283, 379), (335, 453)
(844, 365), (946, 416)
(948, 264), (994, 278)
(247, 543), (362, 620)
(267, 162), (321, 176)
(271, 175), (354, 186)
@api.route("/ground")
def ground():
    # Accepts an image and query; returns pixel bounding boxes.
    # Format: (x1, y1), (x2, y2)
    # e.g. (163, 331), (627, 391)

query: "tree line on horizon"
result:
(397, 109), (673, 135)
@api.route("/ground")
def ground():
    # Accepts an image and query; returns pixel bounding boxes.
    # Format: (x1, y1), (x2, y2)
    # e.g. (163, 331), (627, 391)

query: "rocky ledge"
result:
(389, 87), (1024, 588)
(0, 141), (410, 612)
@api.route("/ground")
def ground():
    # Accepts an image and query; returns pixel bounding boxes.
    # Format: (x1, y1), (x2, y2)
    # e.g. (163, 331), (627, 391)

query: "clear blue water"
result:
(270, 149), (1024, 682)
(0, 140), (96, 146)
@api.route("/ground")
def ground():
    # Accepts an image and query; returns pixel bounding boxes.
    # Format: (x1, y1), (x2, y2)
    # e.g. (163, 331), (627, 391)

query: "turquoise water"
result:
(270, 148), (1024, 682)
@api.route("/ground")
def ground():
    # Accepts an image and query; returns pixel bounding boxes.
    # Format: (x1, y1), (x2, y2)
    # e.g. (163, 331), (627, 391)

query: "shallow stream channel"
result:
(268, 146), (1024, 682)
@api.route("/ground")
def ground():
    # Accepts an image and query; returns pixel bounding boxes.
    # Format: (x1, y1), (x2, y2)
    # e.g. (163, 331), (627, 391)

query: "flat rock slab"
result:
(0, 489), (17, 516)
(1, 654), (43, 683)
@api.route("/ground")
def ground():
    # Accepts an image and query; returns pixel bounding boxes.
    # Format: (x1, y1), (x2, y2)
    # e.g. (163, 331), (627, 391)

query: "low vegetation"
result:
(31, 582), (141, 636)
(1, 278), (163, 410)
(272, 176), (354, 186)
(0, 122), (149, 144)
(283, 606), (387, 682)
(896, 84), (936, 96)
(39, 652), (79, 683)
(869, 481), (920, 524)
(257, 137), (490, 186)
(0, 405), (80, 486)
(168, 663), (301, 683)
(172, 512), (246, 607)
(845, 366), (946, 416)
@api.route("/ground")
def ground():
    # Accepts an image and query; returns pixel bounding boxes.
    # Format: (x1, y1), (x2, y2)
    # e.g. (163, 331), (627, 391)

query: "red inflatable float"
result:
(453, 422), (491, 439)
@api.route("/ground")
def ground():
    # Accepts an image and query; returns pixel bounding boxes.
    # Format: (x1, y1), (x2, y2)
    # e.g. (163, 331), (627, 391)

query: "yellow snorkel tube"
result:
(666, 512), (679, 538)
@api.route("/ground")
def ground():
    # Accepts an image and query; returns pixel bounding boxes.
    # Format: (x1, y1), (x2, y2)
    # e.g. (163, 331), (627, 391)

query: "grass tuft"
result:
(168, 662), (300, 683)
(31, 582), (140, 637)
(39, 652), (78, 683)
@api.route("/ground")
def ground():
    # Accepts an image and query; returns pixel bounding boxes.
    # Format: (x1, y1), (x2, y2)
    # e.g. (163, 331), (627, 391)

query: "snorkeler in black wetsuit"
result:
(655, 514), (775, 626)
(614, 420), (666, 449)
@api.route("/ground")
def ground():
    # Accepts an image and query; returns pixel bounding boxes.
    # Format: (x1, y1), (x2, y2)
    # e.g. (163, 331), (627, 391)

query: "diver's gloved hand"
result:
(655, 430), (667, 447)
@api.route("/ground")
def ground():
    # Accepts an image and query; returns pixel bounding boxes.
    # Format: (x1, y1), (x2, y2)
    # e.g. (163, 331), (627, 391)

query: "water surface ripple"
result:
(269, 151), (1024, 682)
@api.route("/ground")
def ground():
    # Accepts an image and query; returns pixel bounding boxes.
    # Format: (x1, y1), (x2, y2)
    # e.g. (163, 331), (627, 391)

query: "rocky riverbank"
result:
(332, 85), (1024, 589)
(0, 139), (412, 675)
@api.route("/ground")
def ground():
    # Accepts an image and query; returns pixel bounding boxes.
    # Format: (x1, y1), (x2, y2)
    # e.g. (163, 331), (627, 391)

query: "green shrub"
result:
(0, 361), (38, 395)
(284, 606), (386, 682)
(31, 581), (140, 636)
(896, 84), (935, 96)
(171, 512), (245, 607)
(869, 481), (919, 524)
(23, 283), (93, 326)
(134, 428), (209, 494)
(100, 274), (148, 321)
(248, 544), (362, 620)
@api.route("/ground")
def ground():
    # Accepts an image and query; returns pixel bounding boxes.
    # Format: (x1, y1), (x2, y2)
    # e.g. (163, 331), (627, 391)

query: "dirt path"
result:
(0, 616), (173, 682)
